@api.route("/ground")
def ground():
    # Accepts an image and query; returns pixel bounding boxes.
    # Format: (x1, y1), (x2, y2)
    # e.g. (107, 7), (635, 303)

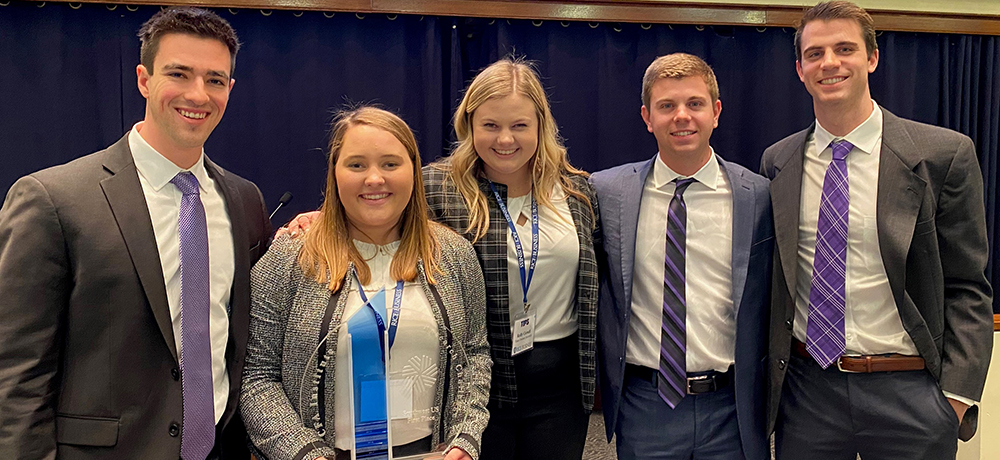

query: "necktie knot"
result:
(829, 139), (854, 161)
(171, 172), (201, 196)
(673, 177), (697, 197)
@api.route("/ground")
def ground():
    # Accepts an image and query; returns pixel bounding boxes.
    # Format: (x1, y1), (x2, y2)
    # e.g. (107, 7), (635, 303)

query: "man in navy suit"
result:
(591, 53), (773, 460)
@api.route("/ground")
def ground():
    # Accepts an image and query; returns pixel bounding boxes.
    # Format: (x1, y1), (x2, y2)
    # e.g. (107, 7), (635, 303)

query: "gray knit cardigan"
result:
(241, 226), (491, 460)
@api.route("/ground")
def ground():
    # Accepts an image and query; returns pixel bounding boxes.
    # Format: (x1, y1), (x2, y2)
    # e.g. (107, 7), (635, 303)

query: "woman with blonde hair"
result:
(423, 58), (601, 460)
(242, 106), (491, 460)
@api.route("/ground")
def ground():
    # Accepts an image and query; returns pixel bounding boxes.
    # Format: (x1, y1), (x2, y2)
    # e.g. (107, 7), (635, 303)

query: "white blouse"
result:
(504, 185), (581, 342)
(333, 240), (439, 449)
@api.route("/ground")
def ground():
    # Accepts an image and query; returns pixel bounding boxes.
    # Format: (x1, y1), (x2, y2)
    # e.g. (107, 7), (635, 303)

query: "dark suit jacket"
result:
(760, 107), (994, 433)
(0, 134), (272, 459)
(591, 154), (774, 460)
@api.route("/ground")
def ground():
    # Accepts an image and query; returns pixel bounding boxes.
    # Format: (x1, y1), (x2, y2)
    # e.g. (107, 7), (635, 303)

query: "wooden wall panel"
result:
(22, 1), (1000, 36)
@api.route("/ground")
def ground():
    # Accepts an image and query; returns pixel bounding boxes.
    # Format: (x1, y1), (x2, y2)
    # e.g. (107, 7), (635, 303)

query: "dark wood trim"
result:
(24, 1), (1000, 36)
(994, 314), (1000, 332)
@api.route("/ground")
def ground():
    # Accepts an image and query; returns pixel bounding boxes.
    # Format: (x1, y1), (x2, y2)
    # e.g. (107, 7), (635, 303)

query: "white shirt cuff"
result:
(942, 391), (977, 407)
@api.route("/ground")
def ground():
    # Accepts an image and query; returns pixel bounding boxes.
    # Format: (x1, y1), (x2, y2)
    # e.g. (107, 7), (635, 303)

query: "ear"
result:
(228, 78), (236, 92)
(795, 60), (805, 83)
(713, 99), (722, 128)
(640, 105), (653, 133)
(868, 48), (879, 73)
(136, 64), (151, 98)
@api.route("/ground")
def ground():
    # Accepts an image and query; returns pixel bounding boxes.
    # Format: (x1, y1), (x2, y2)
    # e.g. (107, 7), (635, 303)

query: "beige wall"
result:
(654, 1), (998, 16)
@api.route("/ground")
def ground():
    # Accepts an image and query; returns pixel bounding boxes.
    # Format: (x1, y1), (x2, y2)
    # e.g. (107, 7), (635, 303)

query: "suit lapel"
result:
(876, 109), (926, 309)
(619, 157), (655, 306)
(720, 157), (753, 318)
(769, 128), (811, 302)
(99, 134), (176, 359)
(205, 158), (250, 427)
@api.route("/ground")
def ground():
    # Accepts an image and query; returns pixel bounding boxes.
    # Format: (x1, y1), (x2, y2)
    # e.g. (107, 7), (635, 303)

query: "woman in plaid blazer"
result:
(422, 58), (602, 460)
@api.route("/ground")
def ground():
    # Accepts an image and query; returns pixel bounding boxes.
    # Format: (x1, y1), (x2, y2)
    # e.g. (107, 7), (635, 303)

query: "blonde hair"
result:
(437, 57), (590, 241)
(641, 53), (720, 108)
(299, 106), (440, 291)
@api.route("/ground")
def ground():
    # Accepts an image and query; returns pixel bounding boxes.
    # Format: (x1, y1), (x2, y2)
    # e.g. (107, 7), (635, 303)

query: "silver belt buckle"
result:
(835, 354), (863, 373)
(686, 374), (711, 394)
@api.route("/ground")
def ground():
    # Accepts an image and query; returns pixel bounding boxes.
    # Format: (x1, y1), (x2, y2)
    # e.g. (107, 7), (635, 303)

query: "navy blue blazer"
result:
(590, 154), (773, 460)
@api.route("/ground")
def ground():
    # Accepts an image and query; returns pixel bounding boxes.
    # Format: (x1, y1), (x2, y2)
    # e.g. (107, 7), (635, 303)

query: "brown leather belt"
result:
(791, 338), (925, 373)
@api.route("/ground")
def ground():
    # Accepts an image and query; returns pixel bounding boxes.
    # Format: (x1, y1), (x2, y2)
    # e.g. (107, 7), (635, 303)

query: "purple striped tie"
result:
(806, 140), (853, 369)
(171, 172), (215, 459)
(659, 177), (696, 408)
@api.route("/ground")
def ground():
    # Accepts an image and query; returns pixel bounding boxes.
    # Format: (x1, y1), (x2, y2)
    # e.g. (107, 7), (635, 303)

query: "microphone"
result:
(269, 192), (293, 220)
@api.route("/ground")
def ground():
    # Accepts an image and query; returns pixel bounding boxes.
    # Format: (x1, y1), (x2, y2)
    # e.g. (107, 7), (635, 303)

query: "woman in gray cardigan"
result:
(241, 107), (491, 460)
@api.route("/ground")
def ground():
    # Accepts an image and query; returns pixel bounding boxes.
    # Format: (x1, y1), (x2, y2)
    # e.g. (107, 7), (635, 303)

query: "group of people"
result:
(0, 2), (992, 460)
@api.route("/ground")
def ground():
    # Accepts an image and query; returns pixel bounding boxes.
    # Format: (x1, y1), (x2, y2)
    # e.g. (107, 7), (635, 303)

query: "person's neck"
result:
(486, 169), (533, 197)
(814, 98), (873, 138)
(659, 149), (711, 177)
(136, 121), (203, 169)
(349, 222), (402, 246)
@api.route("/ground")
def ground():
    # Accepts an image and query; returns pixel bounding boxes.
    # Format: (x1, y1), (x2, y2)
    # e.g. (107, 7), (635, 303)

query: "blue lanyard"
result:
(488, 181), (539, 314)
(353, 272), (405, 360)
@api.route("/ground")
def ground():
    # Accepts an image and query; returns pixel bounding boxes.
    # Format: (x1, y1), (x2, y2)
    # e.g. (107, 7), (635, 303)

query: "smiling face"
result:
(796, 18), (878, 115)
(136, 33), (234, 166)
(335, 124), (414, 244)
(641, 76), (721, 175)
(471, 93), (539, 189)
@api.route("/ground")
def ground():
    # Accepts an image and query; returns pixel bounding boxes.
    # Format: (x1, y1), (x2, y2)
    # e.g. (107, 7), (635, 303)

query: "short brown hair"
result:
(795, 1), (877, 61)
(641, 53), (720, 108)
(138, 7), (240, 76)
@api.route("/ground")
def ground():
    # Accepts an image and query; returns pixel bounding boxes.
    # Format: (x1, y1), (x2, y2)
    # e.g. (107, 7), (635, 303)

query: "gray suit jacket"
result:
(760, 107), (994, 433)
(591, 154), (774, 460)
(0, 134), (272, 459)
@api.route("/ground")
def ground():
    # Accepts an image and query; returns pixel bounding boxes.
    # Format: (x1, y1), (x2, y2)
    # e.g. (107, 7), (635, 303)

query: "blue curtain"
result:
(1, 1), (997, 311)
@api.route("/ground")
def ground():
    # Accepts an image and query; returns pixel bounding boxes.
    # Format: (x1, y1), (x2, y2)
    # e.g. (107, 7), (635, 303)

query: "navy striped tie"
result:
(659, 177), (696, 408)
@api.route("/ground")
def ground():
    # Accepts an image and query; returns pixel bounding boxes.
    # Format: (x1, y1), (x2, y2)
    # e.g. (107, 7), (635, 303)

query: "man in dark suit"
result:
(760, 2), (993, 458)
(0, 7), (271, 459)
(592, 53), (773, 460)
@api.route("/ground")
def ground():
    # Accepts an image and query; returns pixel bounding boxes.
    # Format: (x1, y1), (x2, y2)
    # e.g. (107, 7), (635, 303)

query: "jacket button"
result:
(778, 359), (787, 370)
(784, 319), (792, 330)
(169, 422), (180, 437)
(171, 368), (180, 381)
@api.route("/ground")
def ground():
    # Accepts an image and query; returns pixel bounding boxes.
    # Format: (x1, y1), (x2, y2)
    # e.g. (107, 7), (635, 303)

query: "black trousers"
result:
(775, 352), (960, 460)
(479, 333), (589, 460)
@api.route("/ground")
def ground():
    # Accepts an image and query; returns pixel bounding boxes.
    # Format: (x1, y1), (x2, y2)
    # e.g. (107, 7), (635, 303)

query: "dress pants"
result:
(615, 366), (744, 460)
(775, 352), (959, 460)
(479, 333), (589, 460)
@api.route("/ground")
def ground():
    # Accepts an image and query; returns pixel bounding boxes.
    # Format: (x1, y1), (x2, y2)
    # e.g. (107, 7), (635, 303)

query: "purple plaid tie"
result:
(171, 172), (215, 459)
(659, 177), (696, 408)
(806, 140), (853, 369)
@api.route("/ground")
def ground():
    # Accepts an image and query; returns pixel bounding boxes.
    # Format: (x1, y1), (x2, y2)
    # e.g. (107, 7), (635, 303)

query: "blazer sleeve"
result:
(240, 236), (337, 460)
(446, 237), (491, 460)
(935, 136), (994, 400)
(0, 176), (70, 459)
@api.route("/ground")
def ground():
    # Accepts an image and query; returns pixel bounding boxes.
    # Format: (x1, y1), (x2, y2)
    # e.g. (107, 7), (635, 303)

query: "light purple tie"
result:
(659, 177), (696, 408)
(171, 172), (215, 459)
(806, 140), (853, 369)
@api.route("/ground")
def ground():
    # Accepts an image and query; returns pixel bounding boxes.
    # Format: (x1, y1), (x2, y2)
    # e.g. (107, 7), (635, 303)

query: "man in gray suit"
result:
(592, 53), (773, 460)
(0, 7), (271, 459)
(760, 2), (993, 458)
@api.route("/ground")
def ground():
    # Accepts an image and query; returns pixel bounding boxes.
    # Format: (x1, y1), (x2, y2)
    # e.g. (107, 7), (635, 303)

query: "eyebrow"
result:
(160, 63), (230, 80)
(804, 41), (860, 53)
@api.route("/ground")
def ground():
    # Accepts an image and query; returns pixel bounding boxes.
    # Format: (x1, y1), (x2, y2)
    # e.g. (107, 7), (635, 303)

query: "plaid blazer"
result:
(423, 164), (601, 411)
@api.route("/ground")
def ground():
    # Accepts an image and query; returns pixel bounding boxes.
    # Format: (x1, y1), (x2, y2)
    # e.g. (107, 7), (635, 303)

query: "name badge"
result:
(511, 313), (536, 356)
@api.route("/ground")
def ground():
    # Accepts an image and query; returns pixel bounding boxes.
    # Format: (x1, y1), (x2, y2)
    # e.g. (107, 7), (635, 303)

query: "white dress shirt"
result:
(795, 101), (974, 404)
(504, 185), (580, 342)
(334, 240), (439, 449)
(129, 124), (235, 423)
(626, 152), (735, 373)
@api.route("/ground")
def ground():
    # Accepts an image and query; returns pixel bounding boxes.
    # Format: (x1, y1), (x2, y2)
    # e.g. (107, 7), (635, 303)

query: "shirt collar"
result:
(813, 100), (883, 156)
(128, 122), (211, 193)
(652, 148), (721, 191)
